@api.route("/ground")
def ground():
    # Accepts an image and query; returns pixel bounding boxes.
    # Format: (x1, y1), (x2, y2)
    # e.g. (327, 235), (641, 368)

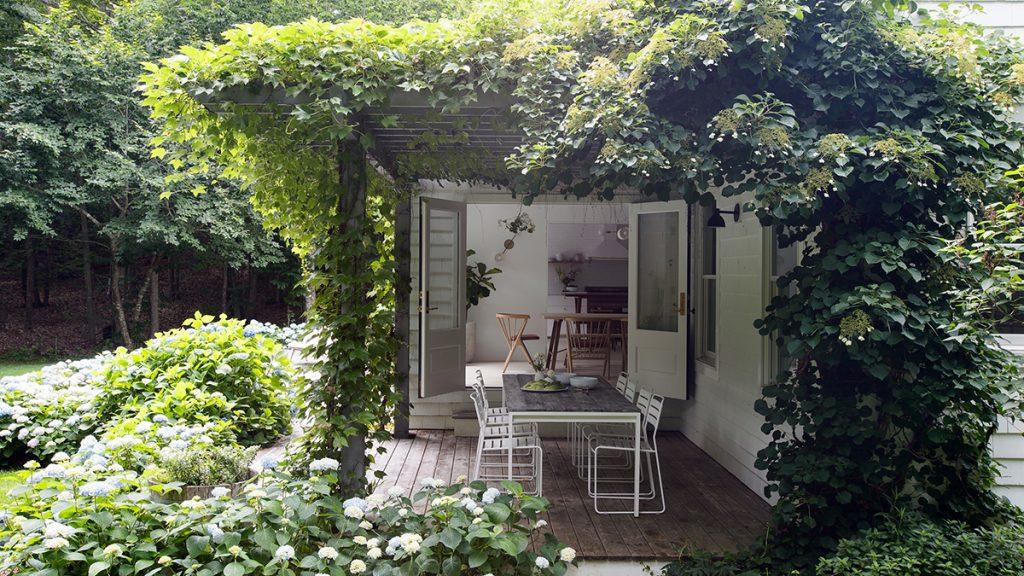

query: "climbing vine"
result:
(141, 0), (1024, 568)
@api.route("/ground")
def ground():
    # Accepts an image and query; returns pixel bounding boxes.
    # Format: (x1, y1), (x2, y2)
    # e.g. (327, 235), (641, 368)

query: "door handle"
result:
(418, 291), (439, 313)
(679, 292), (687, 316)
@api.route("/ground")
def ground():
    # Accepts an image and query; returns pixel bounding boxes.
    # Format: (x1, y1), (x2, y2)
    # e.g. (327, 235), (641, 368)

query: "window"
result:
(763, 226), (799, 384)
(994, 293), (1024, 335)
(697, 208), (718, 365)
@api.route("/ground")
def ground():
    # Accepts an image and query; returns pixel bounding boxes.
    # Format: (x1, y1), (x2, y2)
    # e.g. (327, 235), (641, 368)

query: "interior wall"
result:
(466, 204), (549, 362)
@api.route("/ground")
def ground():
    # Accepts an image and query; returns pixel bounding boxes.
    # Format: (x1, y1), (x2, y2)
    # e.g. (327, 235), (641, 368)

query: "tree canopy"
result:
(141, 0), (1024, 569)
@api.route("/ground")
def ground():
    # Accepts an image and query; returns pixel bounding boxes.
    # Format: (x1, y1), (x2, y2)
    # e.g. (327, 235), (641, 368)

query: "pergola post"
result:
(394, 195), (412, 439)
(333, 136), (369, 484)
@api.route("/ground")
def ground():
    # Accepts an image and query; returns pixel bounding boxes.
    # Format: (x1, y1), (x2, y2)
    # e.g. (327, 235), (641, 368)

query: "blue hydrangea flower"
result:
(80, 481), (115, 497)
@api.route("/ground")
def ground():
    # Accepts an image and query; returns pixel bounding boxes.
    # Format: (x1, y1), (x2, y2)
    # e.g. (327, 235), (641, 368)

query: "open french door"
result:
(628, 201), (688, 399)
(419, 197), (468, 397)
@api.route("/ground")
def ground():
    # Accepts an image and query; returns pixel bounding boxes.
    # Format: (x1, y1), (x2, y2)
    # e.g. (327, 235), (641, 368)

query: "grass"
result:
(0, 360), (52, 378)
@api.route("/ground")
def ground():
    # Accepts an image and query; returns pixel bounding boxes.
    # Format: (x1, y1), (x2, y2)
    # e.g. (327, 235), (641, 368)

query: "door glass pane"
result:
(637, 212), (678, 332)
(703, 225), (717, 275)
(428, 207), (459, 330)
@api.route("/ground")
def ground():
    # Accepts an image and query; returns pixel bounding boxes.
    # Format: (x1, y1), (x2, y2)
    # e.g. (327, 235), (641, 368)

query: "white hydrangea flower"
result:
(274, 545), (296, 561)
(559, 547), (577, 562)
(318, 546), (339, 560)
(309, 458), (340, 473)
(344, 506), (364, 519)
(535, 556), (550, 569)
(386, 486), (405, 498)
(349, 559), (367, 574)
(43, 537), (69, 550)
(358, 520), (373, 530)
(481, 487), (500, 504)
(367, 547), (382, 559)
(103, 544), (123, 557)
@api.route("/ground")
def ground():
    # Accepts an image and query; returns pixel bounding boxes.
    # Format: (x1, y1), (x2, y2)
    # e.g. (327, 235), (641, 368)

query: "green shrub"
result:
(97, 313), (293, 447)
(815, 513), (1024, 576)
(159, 444), (256, 486)
(1, 458), (577, 576)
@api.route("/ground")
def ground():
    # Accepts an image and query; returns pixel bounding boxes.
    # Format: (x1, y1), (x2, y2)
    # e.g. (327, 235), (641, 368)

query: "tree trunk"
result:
(131, 256), (156, 325)
(23, 235), (34, 330)
(81, 212), (96, 344)
(150, 269), (159, 336)
(40, 238), (51, 307)
(248, 267), (258, 317)
(110, 239), (133, 349)
(221, 265), (229, 315)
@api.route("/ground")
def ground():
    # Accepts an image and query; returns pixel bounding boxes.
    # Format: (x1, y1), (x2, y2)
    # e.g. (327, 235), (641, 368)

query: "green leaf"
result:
(224, 562), (246, 576)
(88, 562), (110, 576)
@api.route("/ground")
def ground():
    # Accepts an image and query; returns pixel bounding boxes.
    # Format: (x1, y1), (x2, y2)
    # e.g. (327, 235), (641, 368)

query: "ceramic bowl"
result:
(570, 376), (598, 390)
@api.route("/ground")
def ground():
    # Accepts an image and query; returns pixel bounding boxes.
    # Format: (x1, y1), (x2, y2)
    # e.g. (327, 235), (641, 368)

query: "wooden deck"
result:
(371, 430), (770, 560)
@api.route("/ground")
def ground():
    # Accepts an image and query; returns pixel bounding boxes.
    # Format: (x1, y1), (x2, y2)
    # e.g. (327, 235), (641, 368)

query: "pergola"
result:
(195, 83), (527, 441)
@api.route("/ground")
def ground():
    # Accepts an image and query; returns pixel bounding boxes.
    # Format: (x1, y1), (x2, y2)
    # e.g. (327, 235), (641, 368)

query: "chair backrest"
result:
(645, 394), (665, 436)
(614, 372), (629, 394)
(469, 390), (486, 425)
(473, 369), (485, 392)
(622, 378), (638, 403)
(496, 313), (531, 349)
(635, 388), (653, 419)
(565, 318), (612, 359)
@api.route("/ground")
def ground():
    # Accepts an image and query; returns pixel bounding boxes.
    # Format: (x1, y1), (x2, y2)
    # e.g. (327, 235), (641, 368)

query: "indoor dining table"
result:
(543, 312), (628, 371)
(502, 373), (643, 516)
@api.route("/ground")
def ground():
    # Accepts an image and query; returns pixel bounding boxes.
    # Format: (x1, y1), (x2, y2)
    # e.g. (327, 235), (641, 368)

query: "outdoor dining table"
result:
(502, 373), (643, 516)
(542, 312), (628, 371)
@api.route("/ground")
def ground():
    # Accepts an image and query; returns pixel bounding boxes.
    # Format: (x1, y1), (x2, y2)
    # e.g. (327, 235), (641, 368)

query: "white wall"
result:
(681, 198), (774, 498)
(466, 203), (549, 362)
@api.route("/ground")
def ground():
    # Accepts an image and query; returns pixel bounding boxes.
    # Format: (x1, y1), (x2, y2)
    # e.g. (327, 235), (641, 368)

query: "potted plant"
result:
(556, 264), (581, 292)
(466, 249), (501, 362)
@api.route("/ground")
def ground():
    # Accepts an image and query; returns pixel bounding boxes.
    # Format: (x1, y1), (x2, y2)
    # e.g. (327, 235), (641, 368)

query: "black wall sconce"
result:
(707, 203), (741, 228)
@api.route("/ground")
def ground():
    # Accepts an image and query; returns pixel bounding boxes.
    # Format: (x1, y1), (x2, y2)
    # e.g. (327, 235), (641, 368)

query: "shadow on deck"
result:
(371, 430), (770, 561)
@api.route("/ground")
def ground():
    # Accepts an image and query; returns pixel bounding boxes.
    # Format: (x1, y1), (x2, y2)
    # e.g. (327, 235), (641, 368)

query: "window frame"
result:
(762, 226), (800, 385)
(697, 206), (718, 367)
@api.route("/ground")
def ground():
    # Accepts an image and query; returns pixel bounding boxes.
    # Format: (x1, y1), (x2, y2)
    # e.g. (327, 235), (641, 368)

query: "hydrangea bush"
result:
(0, 316), (302, 470)
(97, 314), (294, 447)
(0, 455), (576, 576)
(0, 356), (110, 464)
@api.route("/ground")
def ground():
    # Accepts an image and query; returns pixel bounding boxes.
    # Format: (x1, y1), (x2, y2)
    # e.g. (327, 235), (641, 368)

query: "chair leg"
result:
(517, 338), (533, 364)
(501, 345), (516, 373)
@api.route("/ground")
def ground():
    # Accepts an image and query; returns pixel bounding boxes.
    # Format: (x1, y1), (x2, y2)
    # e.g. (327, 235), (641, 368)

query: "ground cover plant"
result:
(140, 0), (1024, 571)
(0, 459), (575, 576)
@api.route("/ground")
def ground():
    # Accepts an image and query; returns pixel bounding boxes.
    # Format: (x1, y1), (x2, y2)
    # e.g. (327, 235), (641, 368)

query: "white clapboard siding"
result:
(919, 1), (1024, 38)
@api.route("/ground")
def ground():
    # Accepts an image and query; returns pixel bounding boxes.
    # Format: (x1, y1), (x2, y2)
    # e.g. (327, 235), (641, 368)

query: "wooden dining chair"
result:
(564, 318), (613, 378)
(496, 313), (540, 373)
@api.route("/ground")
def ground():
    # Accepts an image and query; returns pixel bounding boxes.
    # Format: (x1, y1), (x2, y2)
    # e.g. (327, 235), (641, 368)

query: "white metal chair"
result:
(586, 393), (666, 514)
(469, 390), (543, 495)
(472, 369), (509, 425)
(570, 372), (631, 469)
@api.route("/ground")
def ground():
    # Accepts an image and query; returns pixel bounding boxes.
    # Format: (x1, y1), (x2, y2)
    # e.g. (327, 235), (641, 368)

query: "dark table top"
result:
(502, 373), (641, 414)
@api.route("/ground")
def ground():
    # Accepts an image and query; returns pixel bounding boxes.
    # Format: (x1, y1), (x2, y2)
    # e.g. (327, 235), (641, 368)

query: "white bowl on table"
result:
(554, 372), (576, 385)
(569, 376), (598, 390)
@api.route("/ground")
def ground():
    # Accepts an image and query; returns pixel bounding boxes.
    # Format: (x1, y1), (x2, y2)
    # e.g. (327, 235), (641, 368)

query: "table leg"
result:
(546, 319), (563, 370)
(633, 413), (641, 517)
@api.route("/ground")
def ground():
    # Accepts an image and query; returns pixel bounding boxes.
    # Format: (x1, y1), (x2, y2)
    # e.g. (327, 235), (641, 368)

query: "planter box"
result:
(163, 476), (254, 502)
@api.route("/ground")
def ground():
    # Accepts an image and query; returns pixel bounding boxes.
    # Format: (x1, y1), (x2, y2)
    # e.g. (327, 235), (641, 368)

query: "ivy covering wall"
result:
(141, 0), (1024, 568)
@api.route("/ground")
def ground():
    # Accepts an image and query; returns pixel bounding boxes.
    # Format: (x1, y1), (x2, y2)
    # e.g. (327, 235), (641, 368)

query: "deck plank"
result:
(368, 430), (769, 561)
